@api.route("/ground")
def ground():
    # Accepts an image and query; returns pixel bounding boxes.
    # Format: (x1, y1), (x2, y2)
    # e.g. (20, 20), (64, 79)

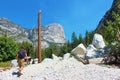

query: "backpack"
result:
(18, 49), (26, 59)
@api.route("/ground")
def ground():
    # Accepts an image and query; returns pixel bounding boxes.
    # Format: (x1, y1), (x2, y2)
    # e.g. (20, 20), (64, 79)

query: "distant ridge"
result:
(0, 17), (66, 48)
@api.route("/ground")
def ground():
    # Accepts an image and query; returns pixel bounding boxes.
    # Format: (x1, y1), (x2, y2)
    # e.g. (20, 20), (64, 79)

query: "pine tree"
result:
(71, 32), (79, 48)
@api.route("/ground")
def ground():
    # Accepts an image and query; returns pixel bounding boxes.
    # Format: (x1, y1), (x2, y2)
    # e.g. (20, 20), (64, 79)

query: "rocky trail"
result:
(0, 54), (120, 80)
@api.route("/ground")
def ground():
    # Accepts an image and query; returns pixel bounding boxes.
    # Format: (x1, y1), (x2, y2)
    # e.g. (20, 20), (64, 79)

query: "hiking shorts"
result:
(18, 58), (25, 67)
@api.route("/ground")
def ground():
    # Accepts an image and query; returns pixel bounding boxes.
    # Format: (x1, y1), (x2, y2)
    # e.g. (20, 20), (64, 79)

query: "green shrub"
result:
(0, 61), (11, 67)
(0, 36), (18, 62)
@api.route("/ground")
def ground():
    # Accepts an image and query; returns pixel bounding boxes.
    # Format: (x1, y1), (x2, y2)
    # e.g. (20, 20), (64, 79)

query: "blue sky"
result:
(0, 0), (113, 41)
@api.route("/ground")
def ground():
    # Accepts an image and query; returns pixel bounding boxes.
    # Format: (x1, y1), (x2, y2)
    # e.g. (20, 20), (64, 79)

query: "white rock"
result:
(52, 54), (60, 61)
(42, 58), (53, 63)
(33, 58), (38, 64)
(71, 43), (86, 55)
(1, 56), (120, 80)
(63, 53), (71, 60)
(92, 33), (105, 49)
(86, 44), (97, 58)
(11, 59), (18, 67)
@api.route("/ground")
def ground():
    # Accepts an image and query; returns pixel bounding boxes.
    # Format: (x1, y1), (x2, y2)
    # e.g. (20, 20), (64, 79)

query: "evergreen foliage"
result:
(0, 36), (18, 62)
(42, 48), (52, 60)
(71, 32), (79, 49)
(41, 43), (70, 60)
(84, 31), (94, 47)
(78, 34), (84, 44)
(97, 11), (120, 45)
(96, 9), (120, 64)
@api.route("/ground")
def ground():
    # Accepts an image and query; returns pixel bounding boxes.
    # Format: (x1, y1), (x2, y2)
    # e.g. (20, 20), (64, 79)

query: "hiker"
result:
(16, 46), (28, 76)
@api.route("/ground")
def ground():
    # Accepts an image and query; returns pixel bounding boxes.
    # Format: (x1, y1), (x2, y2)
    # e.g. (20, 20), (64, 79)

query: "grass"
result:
(0, 61), (11, 67)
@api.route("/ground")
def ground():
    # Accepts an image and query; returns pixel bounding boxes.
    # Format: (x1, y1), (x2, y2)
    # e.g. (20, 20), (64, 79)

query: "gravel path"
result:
(0, 57), (120, 80)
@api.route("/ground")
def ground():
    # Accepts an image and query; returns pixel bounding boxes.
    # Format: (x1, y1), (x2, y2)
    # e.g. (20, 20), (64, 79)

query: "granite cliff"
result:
(0, 17), (66, 48)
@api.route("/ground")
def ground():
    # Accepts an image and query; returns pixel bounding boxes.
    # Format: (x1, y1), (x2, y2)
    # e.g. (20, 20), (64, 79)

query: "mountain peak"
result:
(0, 18), (66, 48)
(96, 0), (120, 30)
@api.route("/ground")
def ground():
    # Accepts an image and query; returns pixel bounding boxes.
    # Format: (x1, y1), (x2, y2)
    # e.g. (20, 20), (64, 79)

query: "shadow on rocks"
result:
(12, 71), (18, 75)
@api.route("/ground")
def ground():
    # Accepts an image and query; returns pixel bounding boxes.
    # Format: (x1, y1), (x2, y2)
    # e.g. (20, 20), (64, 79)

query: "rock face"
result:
(28, 23), (66, 48)
(0, 18), (30, 43)
(42, 23), (66, 48)
(42, 23), (66, 43)
(96, 0), (120, 30)
(0, 18), (66, 48)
